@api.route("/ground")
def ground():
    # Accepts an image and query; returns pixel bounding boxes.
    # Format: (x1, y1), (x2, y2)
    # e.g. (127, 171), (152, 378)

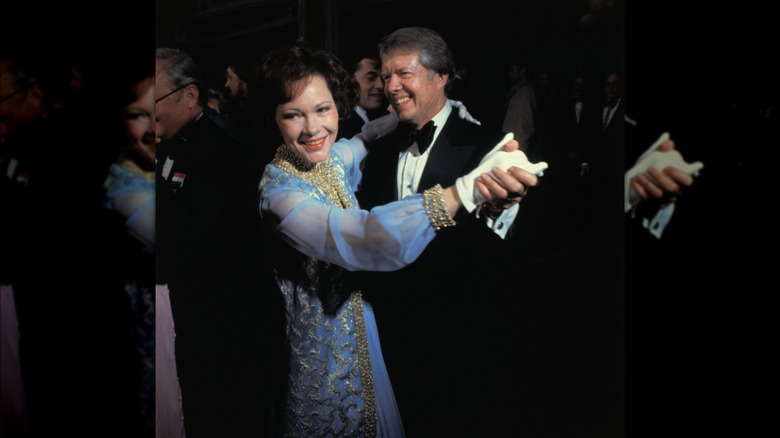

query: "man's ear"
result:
(184, 83), (200, 107)
(26, 83), (45, 109)
(437, 73), (449, 89)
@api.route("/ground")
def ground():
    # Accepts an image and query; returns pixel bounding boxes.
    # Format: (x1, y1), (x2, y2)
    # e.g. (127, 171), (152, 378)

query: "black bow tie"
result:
(399, 120), (437, 153)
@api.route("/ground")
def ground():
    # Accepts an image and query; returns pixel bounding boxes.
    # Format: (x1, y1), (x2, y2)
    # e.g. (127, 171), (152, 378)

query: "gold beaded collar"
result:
(118, 158), (155, 183)
(272, 144), (354, 210)
(273, 143), (317, 171)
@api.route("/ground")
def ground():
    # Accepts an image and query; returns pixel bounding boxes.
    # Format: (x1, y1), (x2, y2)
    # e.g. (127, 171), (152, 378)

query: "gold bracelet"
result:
(422, 184), (456, 230)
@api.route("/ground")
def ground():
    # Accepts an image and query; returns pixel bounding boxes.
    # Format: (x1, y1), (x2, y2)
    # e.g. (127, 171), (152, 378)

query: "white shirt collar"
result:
(396, 101), (452, 198)
(426, 101), (452, 150)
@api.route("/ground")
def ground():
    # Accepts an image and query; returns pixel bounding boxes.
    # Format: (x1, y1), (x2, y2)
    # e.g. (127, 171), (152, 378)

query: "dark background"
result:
(2, 2), (157, 435)
(158, 1), (772, 433)
(153, 1), (626, 436)
(3, 0), (774, 436)
(155, 0), (624, 133)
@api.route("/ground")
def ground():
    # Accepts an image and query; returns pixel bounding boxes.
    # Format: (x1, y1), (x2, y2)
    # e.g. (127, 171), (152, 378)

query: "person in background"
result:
(1, 45), (142, 437)
(446, 63), (475, 109)
(102, 65), (156, 437)
(155, 47), (275, 437)
(501, 57), (537, 152)
(339, 55), (389, 139)
(205, 86), (227, 114)
(222, 60), (258, 144)
(224, 63), (249, 106)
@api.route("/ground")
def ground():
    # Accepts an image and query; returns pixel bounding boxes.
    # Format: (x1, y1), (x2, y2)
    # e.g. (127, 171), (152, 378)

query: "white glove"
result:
(449, 99), (481, 126)
(358, 112), (399, 143)
(624, 132), (704, 212)
(455, 133), (549, 213)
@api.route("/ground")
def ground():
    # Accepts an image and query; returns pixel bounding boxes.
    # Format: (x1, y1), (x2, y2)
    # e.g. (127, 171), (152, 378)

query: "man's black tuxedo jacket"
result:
(339, 106), (391, 140)
(355, 111), (527, 435)
(155, 115), (260, 287)
(339, 110), (367, 140)
(156, 114), (281, 437)
(357, 111), (510, 262)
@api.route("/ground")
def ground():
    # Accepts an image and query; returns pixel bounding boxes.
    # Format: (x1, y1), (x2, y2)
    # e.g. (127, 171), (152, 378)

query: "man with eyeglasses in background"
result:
(1, 48), (66, 438)
(2, 46), (144, 435)
(154, 47), (281, 438)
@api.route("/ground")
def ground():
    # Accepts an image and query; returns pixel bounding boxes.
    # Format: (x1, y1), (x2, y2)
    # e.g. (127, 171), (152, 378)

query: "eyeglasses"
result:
(155, 83), (193, 104)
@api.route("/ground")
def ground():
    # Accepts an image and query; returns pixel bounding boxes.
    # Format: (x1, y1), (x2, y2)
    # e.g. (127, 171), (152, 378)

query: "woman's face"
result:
(275, 75), (339, 165)
(123, 76), (156, 167)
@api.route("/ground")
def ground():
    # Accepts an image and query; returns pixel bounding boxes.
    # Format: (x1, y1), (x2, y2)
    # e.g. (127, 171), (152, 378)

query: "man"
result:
(339, 56), (389, 138)
(1, 51), (74, 437)
(356, 27), (541, 436)
(502, 57), (537, 152)
(569, 70), (626, 249)
(155, 48), (281, 438)
(446, 64), (473, 106)
(601, 71), (624, 150)
(224, 63), (248, 102)
(219, 60), (270, 170)
(220, 62), (251, 133)
(1, 49), (137, 435)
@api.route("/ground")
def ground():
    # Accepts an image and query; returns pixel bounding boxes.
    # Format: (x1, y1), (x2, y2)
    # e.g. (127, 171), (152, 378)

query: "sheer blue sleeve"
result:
(104, 163), (155, 254)
(332, 136), (368, 193)
(260, 163), (435, 272)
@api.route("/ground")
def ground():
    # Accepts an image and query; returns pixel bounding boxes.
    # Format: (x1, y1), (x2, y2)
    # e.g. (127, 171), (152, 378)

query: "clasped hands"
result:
(362, 102), (549, 213)
(477, 139), (538, 209)
(625, 132), (703, 217)
(455, 133), (548, 213)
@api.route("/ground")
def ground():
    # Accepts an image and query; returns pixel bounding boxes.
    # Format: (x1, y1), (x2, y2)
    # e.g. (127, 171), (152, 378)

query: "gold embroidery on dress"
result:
(272, 144), (354, 209)
(273, 144), (377, 436)
(353, 291), (377, 438)
(118, 158), (155, 183)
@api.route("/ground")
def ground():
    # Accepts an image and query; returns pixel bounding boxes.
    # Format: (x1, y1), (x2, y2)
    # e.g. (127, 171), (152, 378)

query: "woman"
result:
(102, 68), (157, 436)
(253, 43), (539, 437)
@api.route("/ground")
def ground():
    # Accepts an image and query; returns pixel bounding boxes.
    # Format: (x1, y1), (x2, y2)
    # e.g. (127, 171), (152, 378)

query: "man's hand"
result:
(629, 137), (696, 208)
(500, 138), (520, 152)
(476, 166), (538, 208)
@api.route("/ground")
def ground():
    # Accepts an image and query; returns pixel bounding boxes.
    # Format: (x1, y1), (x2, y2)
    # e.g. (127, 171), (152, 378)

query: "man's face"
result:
(224, 65), (243, 98)
(381, 52), (447, 129)
(605, 73), (621, 102)
(507, 63), (525, 85)
(354, 58), (384, 110)
(573, 76), (585, 100)
(155, 60), (194, 142)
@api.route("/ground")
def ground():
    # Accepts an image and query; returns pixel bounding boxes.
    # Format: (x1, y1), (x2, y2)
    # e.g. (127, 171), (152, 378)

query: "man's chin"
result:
(395, 110), (413, 122)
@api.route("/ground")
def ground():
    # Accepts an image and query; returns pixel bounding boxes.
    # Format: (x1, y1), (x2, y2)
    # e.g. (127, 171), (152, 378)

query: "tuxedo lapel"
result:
(417, 114), (478, 192)
(604, 98), (624, 132)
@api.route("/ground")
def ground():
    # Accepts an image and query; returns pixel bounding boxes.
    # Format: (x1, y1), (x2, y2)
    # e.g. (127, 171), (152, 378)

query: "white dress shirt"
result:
(603, 97), (622, 130)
